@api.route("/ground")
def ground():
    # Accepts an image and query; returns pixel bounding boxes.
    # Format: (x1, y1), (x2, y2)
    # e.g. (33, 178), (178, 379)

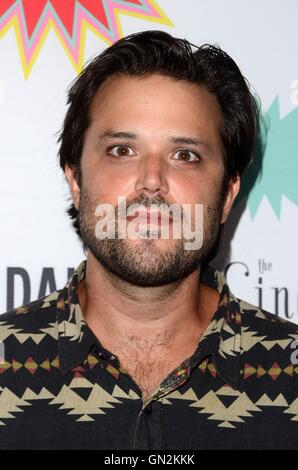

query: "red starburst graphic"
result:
(0, 0), (173, 76)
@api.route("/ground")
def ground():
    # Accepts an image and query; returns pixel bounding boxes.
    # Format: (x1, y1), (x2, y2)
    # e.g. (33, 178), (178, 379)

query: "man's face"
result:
(66, 74), (239, 287)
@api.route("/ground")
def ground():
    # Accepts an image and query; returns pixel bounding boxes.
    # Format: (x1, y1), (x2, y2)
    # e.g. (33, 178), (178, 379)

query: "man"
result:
(0, 30), (297, 450)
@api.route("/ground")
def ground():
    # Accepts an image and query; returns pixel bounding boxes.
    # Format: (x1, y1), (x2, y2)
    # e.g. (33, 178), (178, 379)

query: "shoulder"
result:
(0, 292), (63, 385)
(0, 290), (61, 336)
(238, 297), (298, 337)
(237, 298), (298, 373)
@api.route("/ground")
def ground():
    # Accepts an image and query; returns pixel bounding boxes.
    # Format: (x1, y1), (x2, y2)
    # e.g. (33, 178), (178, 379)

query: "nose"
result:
(135, 153), (169, 196)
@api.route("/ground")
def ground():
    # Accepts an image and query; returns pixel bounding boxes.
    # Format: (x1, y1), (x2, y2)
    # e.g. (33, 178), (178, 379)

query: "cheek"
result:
(81, 163), (136, 205)
(171, 174), (213, 206)
(170, 159), (224, 201)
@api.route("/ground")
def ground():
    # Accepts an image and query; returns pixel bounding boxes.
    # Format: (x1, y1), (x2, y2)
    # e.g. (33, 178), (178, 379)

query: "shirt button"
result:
(99, 351), (110, 360)
(93, 346), (107, 360)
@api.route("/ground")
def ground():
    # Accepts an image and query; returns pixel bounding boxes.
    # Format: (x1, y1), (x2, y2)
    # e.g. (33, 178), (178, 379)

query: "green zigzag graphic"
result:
(238, 96), (298, 218)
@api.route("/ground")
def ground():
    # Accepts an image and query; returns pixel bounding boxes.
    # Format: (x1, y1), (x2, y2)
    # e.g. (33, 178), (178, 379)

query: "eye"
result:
(172, 149), (201, 162)
(107, 144), (135, 158)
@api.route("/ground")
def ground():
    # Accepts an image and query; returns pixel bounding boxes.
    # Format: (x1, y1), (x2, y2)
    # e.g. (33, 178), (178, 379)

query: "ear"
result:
(65, 164), (81, 211)
(220, 175), (240, 224)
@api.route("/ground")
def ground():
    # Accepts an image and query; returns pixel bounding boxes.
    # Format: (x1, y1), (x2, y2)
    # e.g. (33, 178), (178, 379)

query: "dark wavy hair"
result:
(58, 29), (259, 240)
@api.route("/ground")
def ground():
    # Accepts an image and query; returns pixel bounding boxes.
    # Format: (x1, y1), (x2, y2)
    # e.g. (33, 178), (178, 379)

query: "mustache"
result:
(116, 195), (182, 219)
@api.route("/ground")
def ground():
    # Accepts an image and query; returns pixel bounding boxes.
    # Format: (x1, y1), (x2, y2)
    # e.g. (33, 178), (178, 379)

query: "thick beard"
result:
(78, 191), (224, 287)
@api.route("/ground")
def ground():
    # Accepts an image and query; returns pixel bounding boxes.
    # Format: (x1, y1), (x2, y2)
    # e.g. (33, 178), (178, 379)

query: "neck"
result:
(78, 252), (219, 356)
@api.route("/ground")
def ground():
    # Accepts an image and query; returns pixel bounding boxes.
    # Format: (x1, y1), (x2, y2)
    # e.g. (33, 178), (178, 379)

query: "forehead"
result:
(88, 74), (222, 144)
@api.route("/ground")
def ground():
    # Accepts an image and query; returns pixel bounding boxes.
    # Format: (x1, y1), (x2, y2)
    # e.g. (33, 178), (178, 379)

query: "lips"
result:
(126, 211), (172, 225)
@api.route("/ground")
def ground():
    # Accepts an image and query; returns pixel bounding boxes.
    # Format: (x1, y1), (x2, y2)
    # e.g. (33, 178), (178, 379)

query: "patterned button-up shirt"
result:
(0, 260), (297, 450)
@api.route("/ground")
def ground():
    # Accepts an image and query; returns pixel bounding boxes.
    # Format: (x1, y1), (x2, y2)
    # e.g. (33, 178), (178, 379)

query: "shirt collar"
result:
(196, 266), (242, 389)
(57, 260), (113, 375)
(57, 260), (242, 389)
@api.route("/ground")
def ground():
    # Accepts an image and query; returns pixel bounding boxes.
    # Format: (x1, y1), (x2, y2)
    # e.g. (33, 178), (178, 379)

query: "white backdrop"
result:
(0, 0), (297, 322)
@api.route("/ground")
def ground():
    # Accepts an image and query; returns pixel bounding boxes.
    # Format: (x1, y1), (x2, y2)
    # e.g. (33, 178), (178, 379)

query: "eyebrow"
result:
(98, 130), (137, 140)
(169, 136), (209, 148)
(97, 130), (210, 148)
